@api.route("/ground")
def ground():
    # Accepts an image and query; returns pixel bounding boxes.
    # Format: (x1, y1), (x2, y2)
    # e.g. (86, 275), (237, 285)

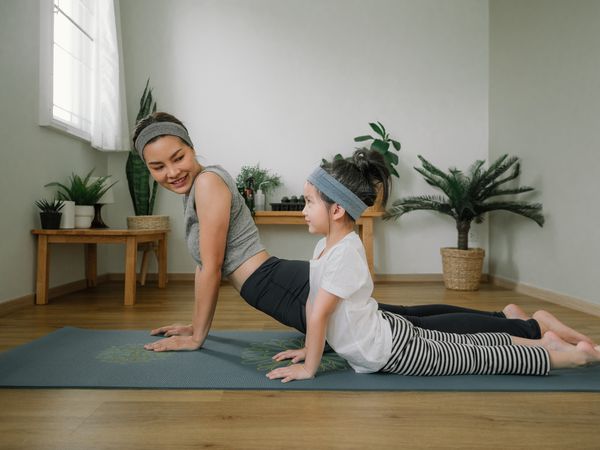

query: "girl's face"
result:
(143, 135), (202, 195)
(302, 182), (331, 235)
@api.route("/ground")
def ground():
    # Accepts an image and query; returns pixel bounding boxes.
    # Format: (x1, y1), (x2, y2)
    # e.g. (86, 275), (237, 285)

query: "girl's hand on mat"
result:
(272, 348), (307, 363)
(266, 364), (314, 383)
(144, 336), (201, 352)
(150, 324), (193, 337)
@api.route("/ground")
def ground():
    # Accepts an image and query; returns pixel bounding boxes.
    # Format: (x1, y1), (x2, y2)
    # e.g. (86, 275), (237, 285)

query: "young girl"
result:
(135, 112), (592, 352)
(266, 150), (600, 382)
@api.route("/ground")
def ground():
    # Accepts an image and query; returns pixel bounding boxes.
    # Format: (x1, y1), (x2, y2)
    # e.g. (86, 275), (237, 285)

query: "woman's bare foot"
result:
(503, 304), (530, 320)
(533, 310), (595, 346)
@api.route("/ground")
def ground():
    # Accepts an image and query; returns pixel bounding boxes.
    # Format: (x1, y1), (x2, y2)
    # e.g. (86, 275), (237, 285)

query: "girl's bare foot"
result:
(503, 304), (530, 320)
(541, 331), (574, 352)
(575, 341), (600, 366)
(533, 310), (595, 346)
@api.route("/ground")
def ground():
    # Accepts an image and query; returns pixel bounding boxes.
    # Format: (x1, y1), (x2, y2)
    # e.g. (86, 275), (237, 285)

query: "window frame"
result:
(38, 0), (92, 142)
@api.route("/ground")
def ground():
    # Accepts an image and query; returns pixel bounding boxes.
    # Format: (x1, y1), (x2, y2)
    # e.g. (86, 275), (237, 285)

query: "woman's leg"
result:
(398, 312), (541, 339)
(378, 303), (506, 318)
(532, 310), (595, 345)
(240, 257), (309, 333)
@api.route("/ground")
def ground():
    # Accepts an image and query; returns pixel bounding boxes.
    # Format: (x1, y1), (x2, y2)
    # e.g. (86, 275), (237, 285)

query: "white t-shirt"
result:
(309, 232), (393, 373)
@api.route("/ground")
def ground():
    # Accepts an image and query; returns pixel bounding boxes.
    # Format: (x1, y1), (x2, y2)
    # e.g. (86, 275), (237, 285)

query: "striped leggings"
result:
(380, 312), (550, 376)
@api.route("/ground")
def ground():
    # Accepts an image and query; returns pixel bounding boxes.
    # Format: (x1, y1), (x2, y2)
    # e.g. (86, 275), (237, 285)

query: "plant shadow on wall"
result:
(384, 154), (544, 291)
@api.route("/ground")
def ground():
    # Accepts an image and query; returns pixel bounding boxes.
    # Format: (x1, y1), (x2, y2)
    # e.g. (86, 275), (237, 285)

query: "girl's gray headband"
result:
(134, 122), (194, 159)
(307, 167), (368, 220)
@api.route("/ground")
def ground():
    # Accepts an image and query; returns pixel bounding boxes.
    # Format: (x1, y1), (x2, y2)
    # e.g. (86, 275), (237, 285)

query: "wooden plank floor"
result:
(1, 281), (599, 449)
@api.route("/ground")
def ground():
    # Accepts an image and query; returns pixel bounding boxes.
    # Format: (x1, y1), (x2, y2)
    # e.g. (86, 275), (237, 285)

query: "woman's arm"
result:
(145, 172), (231, 352)
(266, 289), (339, 382)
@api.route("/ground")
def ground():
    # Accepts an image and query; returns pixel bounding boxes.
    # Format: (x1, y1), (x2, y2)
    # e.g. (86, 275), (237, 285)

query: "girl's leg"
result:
(380, 314), (551, 376)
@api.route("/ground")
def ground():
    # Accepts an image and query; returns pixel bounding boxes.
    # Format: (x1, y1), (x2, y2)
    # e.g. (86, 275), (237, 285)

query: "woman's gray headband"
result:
(307, 167), (368, 220)
(134, 122), (194, 159)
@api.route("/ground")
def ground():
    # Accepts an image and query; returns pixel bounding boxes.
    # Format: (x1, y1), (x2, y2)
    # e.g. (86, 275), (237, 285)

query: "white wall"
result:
(489, 0), (600, 305)
(0, 0), (108, 304)
(108, 0), (490, 274)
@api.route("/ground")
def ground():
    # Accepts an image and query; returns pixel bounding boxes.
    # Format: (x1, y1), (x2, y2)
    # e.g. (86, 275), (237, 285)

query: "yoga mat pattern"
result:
(1, 327), (599, 391)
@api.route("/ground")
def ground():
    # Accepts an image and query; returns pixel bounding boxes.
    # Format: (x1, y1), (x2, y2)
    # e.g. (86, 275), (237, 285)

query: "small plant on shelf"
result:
(45, 169), (115, 205)
(236, 164), (282, 195)
(35, 198), (64, 229)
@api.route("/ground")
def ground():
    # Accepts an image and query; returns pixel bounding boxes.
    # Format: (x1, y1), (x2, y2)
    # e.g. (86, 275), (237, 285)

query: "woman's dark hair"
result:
(319, 148), (391, 215)
(132, 112), (189, 148)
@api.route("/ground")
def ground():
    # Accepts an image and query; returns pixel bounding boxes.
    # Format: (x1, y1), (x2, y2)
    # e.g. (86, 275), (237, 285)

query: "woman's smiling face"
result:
(143, 135), (202, 194)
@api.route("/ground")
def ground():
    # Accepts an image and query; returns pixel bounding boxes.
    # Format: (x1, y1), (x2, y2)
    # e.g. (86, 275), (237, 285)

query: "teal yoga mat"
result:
(1, 327), (599, 391)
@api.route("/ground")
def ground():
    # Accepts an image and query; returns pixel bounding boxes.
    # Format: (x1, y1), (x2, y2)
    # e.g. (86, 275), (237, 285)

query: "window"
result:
(39, 0), (128, 150)
(40, 0), (95, 140)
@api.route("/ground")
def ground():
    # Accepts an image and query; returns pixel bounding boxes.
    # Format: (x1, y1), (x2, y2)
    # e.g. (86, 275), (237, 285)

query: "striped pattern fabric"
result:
(380, 312), (550, 376)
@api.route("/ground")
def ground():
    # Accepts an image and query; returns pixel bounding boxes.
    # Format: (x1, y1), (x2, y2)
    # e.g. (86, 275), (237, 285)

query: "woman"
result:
(137, 112), (591, 352)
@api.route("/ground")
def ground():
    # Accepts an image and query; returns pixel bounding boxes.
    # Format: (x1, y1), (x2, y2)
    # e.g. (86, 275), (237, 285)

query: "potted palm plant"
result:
(385, 154), (544, 290)
(125, 79), (168, 231)
(35, 199), (64, 229)
(45, 170), (116, 228)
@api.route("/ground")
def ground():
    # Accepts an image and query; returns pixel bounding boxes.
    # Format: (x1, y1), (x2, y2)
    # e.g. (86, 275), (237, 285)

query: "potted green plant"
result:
(385, 154), (544, 291)
(337, 121), (402, 212)
(125, 79), (169, 231)
(354, 121), (402, 178)
(45, 170), (116, 228)
(236, 164), (282, 211)
(35, 199), (64, 229)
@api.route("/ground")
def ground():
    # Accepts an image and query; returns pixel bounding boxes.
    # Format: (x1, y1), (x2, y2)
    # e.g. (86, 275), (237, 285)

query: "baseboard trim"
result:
(489, 275), (600, 318)
(0, 277), (110, 316)
(106, 273), (195, 282)
(372, 273), (489, 283)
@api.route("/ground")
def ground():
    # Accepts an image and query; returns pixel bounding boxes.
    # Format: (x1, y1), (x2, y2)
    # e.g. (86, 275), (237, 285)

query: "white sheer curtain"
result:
(91, 0), (129, 151)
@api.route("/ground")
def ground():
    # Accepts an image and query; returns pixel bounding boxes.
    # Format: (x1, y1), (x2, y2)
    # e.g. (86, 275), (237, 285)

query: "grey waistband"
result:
(307, 167), (367, 220)
(134, 122), (194, 159)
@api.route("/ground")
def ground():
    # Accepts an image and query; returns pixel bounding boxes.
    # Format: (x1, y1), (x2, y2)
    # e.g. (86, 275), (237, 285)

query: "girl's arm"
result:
(266, 288), (339, 382)
(145, 172), (231, 352)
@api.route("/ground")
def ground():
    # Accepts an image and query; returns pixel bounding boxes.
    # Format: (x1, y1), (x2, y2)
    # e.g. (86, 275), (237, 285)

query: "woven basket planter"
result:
(127, 215), (170, 230)
(440, 247), (485, 291)
(127, 215), (170, 252)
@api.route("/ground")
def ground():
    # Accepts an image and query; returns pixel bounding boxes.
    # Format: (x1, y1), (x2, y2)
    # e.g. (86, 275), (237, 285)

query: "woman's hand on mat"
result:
(150, 324), (193, 337)
(266, 364), (315, 383)
(144, 335), (202, 352)
(272, 348), (307, 364)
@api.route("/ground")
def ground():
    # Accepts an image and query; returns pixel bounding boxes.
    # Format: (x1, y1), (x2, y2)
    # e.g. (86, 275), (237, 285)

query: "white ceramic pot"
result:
(74, 205), (94, 228)
(60, 200), (75, 229)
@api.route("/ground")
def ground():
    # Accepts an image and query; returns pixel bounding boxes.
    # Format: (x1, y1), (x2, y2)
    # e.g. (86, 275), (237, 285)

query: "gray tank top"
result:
(183, 165), (265, 276)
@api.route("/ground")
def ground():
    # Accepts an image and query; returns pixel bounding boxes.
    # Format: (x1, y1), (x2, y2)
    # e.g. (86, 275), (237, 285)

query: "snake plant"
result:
(126, 79), (158, 215)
